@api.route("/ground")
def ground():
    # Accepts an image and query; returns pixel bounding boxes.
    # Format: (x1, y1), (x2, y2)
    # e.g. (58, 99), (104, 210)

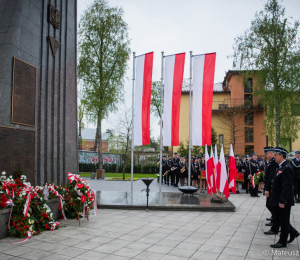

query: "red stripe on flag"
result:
(171, 53), (185, 146)
(142, 52), (153, 145)
(202, 53), (216, 145)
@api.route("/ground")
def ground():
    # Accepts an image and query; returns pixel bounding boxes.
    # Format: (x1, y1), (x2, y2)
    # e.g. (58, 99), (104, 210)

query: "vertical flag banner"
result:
(205, 145), (213, 195)
(229, 144), (238, 193)
(210, 146), (216, 193)
(134, 52), (154, 146)
(163, 53), (185, 146)
(219, 145), (230, 198)
(192, 53), (216, 146)
(214, 144), (220, 191)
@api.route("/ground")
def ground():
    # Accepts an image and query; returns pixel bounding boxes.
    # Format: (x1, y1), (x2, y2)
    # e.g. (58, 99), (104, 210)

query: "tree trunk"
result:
(97, 119), (103, 169)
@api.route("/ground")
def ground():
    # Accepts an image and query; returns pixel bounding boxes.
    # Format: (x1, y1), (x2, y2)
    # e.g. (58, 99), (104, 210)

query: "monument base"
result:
(96, 191), (236, 212)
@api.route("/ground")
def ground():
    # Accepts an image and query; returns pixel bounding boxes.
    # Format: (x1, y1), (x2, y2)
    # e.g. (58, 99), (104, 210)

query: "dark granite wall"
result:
(0, 0), (78, 185)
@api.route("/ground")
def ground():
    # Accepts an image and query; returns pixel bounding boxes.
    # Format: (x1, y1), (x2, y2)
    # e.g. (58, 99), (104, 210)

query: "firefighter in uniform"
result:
(247, 152), (259, 197)
(264, 147), (299, 248)
(263, 147), (278, 227)
(172, 152), (180, 187)
(291, 150), (300, 203)
(165, 155), (173, 186)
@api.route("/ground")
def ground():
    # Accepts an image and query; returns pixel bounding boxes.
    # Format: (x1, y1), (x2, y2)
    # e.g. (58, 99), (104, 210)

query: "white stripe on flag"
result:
(163, 55), (175, 146)
(192, 55), (205, 146)
(134, 55), (145, 146)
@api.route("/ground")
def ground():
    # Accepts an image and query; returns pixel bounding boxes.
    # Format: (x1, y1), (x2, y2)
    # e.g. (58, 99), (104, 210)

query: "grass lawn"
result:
(79, 172), (157, 179)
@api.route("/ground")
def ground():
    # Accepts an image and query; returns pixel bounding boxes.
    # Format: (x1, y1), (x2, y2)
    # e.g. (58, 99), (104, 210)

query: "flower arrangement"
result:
(248, 171), (264, 187)
(57, 173), (97, 224)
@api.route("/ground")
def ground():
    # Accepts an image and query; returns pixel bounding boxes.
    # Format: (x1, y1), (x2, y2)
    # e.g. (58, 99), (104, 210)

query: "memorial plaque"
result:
(0, 126), (35, 185)
(12, 57), (37, 127)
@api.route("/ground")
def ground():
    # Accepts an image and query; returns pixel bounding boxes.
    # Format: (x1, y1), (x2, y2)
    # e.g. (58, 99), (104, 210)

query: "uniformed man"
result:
(172, 152), (180, 187)
(264, 147), (299, 248)
(165, 155), (173, 186)
(291, 150), (300, 203)
(240, 156), (248, 193)
(247, 152), (259, 197)
(263, 147), (278, 227)
(162, 155), (167, 184)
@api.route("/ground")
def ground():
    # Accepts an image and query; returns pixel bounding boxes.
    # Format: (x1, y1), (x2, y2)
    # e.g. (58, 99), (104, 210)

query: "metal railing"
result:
(212, 98), (262, 110)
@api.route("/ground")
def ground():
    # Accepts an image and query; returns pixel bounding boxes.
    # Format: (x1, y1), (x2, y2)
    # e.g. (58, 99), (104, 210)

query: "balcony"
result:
(212, 98), (263, 111)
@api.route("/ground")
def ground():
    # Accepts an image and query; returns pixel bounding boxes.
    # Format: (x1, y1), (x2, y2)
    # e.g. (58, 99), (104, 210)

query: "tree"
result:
(108, 105), (132, 180)
(78, 101), (85, 150)
(78, 0), (130, 169)
(231, 0), (300, 146)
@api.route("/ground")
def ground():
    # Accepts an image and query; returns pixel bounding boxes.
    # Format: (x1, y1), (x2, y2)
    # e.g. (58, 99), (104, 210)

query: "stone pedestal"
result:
(0, 208), (11, 239)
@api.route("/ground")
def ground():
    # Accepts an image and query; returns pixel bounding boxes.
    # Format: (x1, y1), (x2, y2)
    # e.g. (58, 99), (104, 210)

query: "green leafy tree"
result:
(78, 0), (130, 169)
(231, 0), (300, 146)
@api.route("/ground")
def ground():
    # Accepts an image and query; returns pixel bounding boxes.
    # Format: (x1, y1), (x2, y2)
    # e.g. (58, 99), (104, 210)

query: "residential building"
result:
(80, 128), (111, 152)
(174, 71), (300, 156)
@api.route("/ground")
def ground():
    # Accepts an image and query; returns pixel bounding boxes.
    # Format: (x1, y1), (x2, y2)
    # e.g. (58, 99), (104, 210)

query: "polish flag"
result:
(210, 146), (216, 194)
(163, 53), (185, 146)
(134, 52), (154, 146)
(214, 144), (220, 191)
(219, 145), (230, 198)
(192, 53), (216, 146)
(205, 145), (213, 195)
(229, 144), (238, 193)
(252, 176), (255, 188)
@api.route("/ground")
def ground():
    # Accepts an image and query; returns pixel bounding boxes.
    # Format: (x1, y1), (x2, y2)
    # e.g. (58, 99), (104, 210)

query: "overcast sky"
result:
(77, 0), (300, 139)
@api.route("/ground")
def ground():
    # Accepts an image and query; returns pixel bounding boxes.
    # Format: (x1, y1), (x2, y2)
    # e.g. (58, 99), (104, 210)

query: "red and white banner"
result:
(214, 144), (220, 191)
(192, 53), (216, 146)
(252, 176), (255, 188)
(205, 145), (214, 195)
(219, 145), (230, 198)
(163, 53), (185, 146)
(229, 144), (238, 193)
(210, 146), (216, 194)
(134, 52), (154, 146)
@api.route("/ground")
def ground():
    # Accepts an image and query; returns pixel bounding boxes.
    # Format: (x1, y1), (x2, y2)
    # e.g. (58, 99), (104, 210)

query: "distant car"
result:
(287, 150), (300, 161)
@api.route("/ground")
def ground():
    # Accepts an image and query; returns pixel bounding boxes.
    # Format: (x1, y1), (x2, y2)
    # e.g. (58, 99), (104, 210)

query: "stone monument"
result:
(0, 0), (78, 185)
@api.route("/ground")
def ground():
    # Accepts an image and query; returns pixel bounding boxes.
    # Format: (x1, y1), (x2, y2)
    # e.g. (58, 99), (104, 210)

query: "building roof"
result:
(81, 128), (111, 141)
(182, 82), (229, 93)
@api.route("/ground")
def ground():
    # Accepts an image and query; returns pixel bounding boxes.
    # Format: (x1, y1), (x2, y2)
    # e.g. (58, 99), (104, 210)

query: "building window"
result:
(291, 104), (300, 116)
(245, 127), (254, 143)
(245, 145), (254, 155)
(244, 78), (253, 93)
(244, 94), (253, 107)
(219, 104), (228, 109)
(219, 134), (223, 144)
(245, 112), (254, 126)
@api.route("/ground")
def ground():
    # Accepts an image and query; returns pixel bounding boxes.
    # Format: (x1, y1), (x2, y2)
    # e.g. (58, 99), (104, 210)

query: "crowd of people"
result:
(157, 146), (300, 248)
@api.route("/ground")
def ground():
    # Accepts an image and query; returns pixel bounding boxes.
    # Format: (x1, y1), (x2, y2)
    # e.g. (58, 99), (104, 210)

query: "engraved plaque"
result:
(0, 127), (35, 185)
(49, 4), (60, 29)
(12, 57), (37, 127)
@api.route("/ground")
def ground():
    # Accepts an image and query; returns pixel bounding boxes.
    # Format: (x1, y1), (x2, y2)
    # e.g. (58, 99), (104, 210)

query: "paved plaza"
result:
(0, 179), (299, 260)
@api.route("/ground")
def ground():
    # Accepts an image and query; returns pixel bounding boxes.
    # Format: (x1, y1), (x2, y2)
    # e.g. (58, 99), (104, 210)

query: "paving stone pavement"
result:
(0, 193), (299, 260)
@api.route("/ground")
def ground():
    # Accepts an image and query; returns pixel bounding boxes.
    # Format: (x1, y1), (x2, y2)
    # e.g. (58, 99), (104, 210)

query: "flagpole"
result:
(159, 52), (164, 195)
(188, 51), (193, 188)
(131, 52), (136, 194)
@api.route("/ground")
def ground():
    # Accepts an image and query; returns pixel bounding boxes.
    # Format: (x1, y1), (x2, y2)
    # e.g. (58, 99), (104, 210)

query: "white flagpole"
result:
(159, 52), (164, 195)
(131, 52), (136, 194)
(188, 51), (193, 188)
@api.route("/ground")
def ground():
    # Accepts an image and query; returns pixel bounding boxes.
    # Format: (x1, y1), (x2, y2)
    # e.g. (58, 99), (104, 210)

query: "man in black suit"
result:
(291, 150), (300, 203)
(247, 152), (259, 197)
(264, 147), (299, 248)
(240, 156), (248, 193)
(263, 147), (278, 227)
(165, 155), (173, 186)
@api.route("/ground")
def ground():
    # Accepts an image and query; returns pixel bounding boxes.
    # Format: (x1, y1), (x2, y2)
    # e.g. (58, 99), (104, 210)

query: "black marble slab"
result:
(96, 191), (236, 212)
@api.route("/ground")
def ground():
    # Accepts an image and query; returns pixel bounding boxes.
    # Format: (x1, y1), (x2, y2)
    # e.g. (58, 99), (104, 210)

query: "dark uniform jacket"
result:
(172, 157), (180, 170)
(264, 157), (278, 192)
(166, 159), (173, 171)
(246, 159), (259, 177)
(200, 161), (206, 170)
(269, 160), (295, 207)
(291, 158), (300, 180)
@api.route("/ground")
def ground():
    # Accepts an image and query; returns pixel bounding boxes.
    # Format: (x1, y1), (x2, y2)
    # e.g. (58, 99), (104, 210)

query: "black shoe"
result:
(265, 222), (273, 226)
(246, 191), (249, 194)
(174, 185), (178, 187)
(255, 195), (260, 197)
(266, 217), (272, 221)
(251, 195), (255, 197)
(264, 230), (278, 235)
(288, 231), (300, 243)
(270, 242), (286, 248)
(295, 199), (300, 203)
(236, 191), (240, 194)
